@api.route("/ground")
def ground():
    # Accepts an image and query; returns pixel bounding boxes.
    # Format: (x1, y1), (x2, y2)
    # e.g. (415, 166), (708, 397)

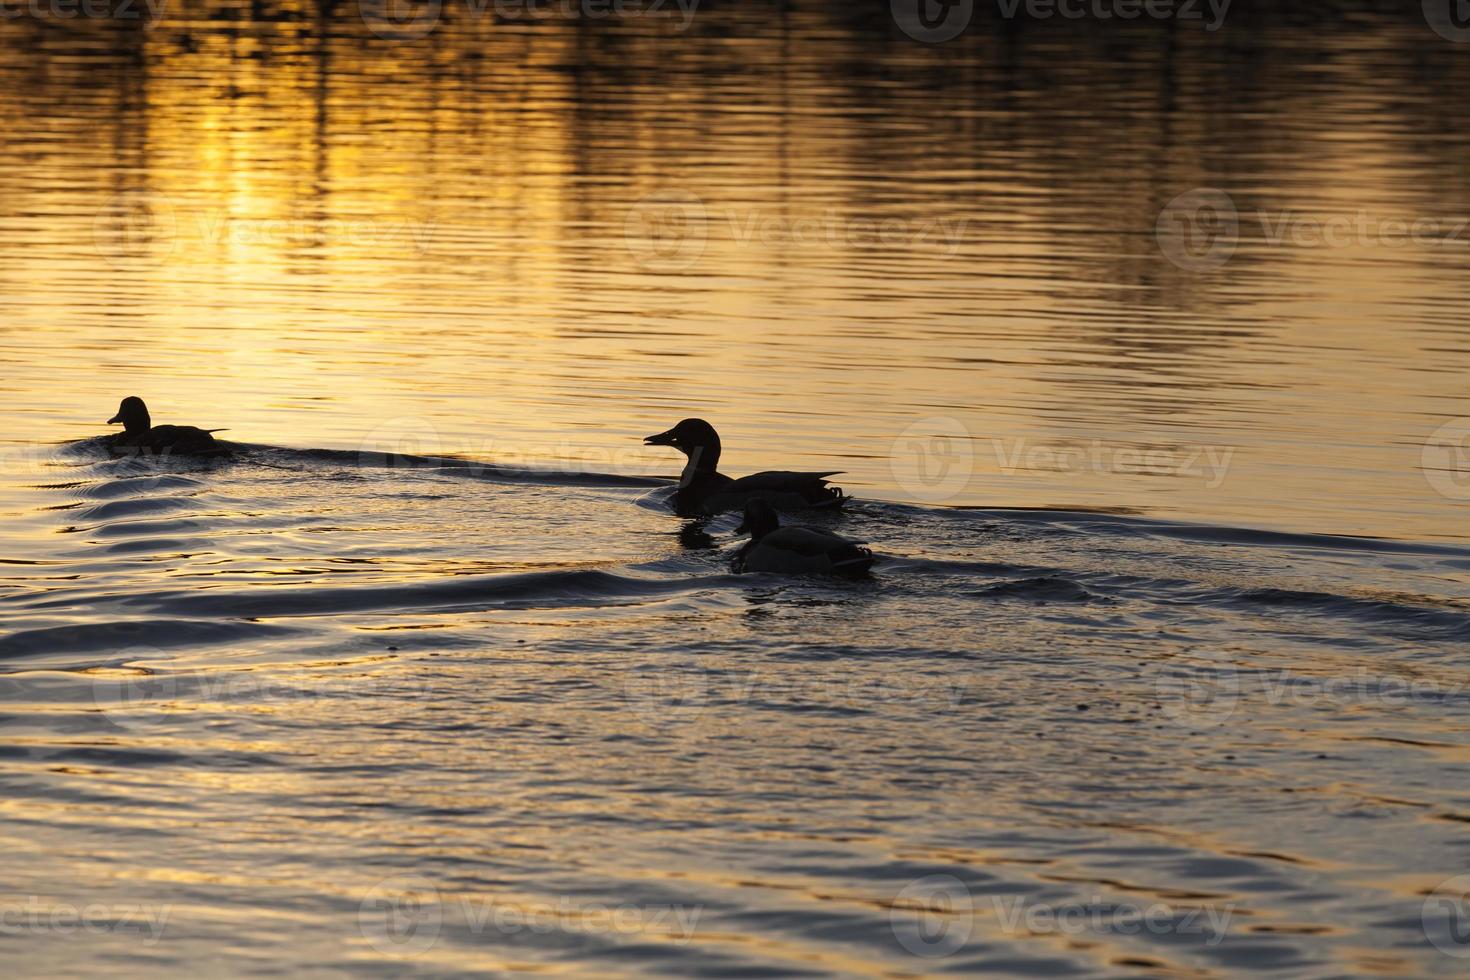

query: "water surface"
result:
(3, 2), (1470, 976)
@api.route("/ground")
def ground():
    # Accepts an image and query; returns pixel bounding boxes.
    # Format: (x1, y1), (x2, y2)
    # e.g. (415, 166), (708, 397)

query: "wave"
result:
(0, 619), (298, 658)
(116, 567), (739, 619)
(60, 438), (672, 489)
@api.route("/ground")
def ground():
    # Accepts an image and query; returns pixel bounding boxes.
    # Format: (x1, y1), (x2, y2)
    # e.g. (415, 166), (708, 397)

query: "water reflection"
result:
(1, 2), (1469, 541)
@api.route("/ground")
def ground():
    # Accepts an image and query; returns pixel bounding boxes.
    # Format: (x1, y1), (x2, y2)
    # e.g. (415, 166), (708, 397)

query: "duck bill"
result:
(106, 413), (122, 424)
(643, 429), (677, 447)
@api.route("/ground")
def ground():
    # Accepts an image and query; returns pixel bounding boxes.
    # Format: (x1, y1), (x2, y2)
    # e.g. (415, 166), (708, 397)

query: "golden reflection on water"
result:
(2, 5), (1470, 540)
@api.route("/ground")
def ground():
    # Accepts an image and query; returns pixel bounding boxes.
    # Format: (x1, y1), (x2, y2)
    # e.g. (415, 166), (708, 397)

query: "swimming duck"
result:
(643, 418), (849, 516)
(734, 499), (874, 575)
(103, 396), (226, 455)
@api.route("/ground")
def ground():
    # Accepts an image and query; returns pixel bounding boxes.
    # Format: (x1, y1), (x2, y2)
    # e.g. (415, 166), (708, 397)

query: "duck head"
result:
(107, 396), (152, 435)
(735, 499), (780, 541)
(644, 418), (722, 473)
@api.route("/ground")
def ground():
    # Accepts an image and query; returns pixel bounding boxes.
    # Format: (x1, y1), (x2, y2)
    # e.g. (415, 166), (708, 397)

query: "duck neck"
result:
(680, 443), (720, 486)
(125, 413), (151, 436)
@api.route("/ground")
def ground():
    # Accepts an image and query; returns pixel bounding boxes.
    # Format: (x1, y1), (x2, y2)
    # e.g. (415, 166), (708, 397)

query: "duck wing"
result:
(742, 527), (875, 575)
(674, 471), (850, 516)
(139, 425), (228, 455)
(725, 470), (850, 508)
(765, 526), (863, 556)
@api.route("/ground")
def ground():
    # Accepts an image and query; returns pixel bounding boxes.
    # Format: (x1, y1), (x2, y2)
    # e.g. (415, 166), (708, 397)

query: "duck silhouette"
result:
(103, 396), (227, 456)
(733, 499), (874, 575)
(643, 418), (849, 516)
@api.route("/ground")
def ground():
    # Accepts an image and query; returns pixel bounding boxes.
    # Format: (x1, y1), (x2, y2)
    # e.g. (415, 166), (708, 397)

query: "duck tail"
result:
(830, 544), (875, 574)
(811, 484), (852, 509)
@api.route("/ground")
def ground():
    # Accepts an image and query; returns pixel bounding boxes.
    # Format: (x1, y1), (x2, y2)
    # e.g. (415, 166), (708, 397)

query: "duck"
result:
(733, 499), (875, 575)
(102, 396), (227, 455)
(643, 418), (849, 516)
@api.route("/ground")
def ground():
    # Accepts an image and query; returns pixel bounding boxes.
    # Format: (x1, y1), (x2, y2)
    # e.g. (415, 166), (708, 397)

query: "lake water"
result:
(3, 1), (1470, 976)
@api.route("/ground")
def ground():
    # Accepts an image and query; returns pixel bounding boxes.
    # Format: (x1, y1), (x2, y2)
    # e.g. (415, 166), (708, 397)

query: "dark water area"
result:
(4, 1), (1470, 976)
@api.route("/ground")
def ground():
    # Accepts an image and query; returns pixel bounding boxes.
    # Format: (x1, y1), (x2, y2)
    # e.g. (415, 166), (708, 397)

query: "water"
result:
(4, 2), (1470, 975)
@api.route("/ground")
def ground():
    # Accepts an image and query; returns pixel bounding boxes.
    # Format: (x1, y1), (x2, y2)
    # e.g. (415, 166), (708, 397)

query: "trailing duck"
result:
(734, 499), (874, 576)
